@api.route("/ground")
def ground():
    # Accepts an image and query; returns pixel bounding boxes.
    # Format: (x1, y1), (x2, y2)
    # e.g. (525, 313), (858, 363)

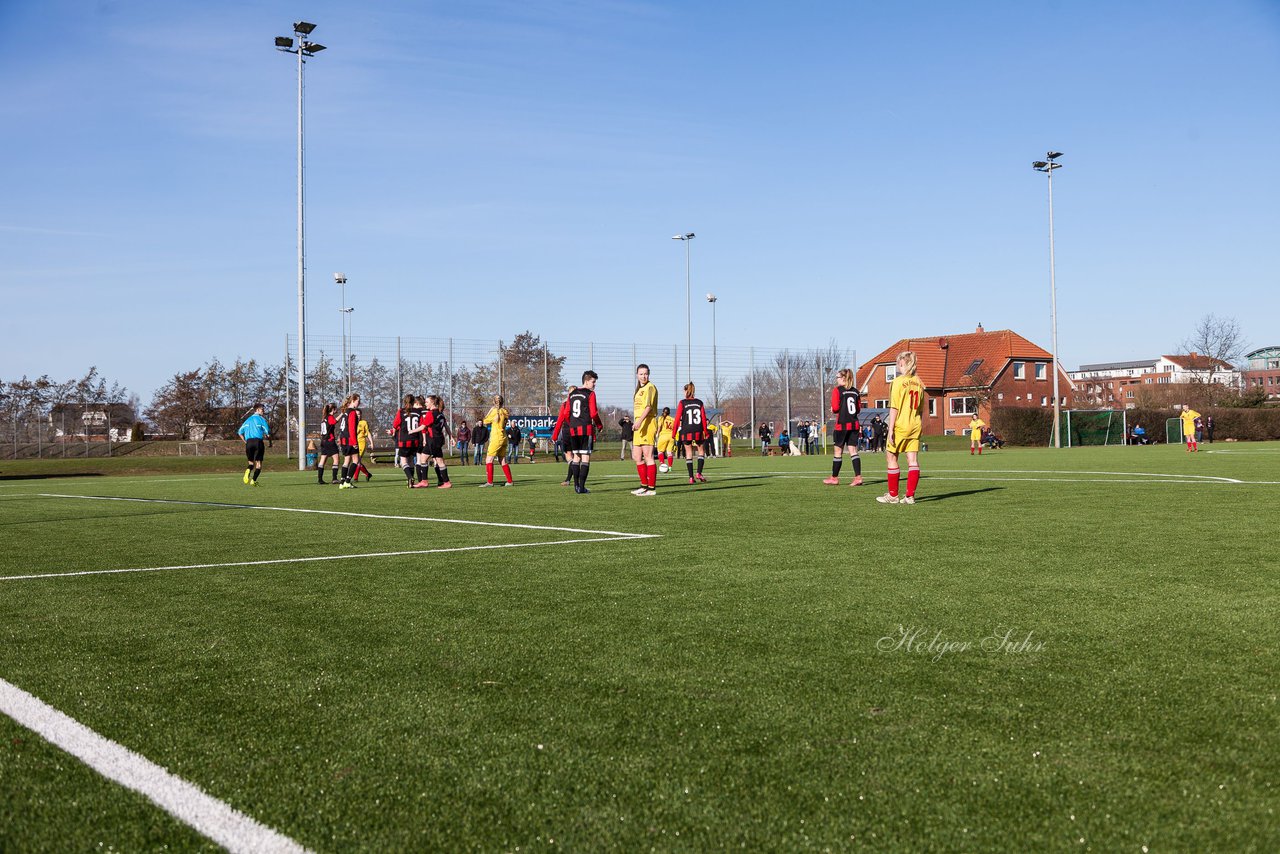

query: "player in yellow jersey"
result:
(481, 395), (514, 486)
(631, 364), (659, 495)
(1179, 405), (1201, 453)
(968, 415), (986, 455)
(877, 351), (927, 505)
(655, 407), (676, 470)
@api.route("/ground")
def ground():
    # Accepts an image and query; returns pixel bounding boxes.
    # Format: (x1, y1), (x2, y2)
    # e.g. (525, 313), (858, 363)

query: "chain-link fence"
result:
(284, 334), (856, 449)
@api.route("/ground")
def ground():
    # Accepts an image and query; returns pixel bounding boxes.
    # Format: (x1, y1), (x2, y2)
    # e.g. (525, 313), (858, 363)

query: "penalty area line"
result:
(0, 535), (658, 582)
(0, 677), (309, 853)
(34, 493), (651, 539)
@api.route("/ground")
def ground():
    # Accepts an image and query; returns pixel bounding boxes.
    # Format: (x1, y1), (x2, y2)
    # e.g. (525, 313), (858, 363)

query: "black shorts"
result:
(245, 439), (265, 462)
(680, 431), (708, 446)
(566, 433), (593, 454)
(424, 435), (445, 457)
(397, 442), (422, 456)
(341, 444), (359, 456)
(833, 427), (859, 447)
(320, 439), (340, 456)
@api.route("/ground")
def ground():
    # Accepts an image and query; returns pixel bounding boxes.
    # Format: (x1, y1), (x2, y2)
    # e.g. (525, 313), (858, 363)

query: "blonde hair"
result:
(683, 382), (696, 398)
(341, 393), (360, 409)
(897, 351), (917, 377)
(837, 368), (855, 389)
(493, 394), (504, 407)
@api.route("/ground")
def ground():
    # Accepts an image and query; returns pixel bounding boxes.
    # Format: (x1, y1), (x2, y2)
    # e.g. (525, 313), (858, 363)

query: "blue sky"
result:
(3, 0), (1278, 400)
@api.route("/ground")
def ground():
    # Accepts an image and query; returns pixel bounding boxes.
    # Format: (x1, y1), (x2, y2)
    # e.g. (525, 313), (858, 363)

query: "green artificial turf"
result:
(1, 444), (1277, 851)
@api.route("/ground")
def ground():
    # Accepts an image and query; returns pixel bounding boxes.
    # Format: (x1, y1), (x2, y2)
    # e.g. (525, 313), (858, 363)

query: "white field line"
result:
(0, 677), (309, 853)
(0, 537), (649, 583)
(35, 493), (652, 538)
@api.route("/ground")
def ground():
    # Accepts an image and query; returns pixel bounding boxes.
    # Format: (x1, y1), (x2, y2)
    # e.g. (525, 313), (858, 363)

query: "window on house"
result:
(950, 397), (977, 416)
(928, 399), (937, 416)
(997, 393), (1004, 401)
(964, 358), (983, 376)
(875, 399), (888, 409)
(885, 366), (897, 382)
(1013, 362), (1025, 379)
(1126, 391), (1134, 399)
(1035, 363), (1047, 380)
(1040, 396), (1048, 406)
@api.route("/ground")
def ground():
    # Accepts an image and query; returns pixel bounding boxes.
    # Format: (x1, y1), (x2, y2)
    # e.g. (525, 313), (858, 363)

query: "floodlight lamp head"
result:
(302, 42), (326, 54)
(334, 273), (346, 284)
(275, 36), (294, 48)
(1032, 161), (1048, 169)
(294, 21), (317, 35)
(706, 293), (717, 302)
(1047, 151), (1064, 160)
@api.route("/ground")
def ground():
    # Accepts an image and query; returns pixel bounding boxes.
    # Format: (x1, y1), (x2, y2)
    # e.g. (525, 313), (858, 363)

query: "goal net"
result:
(177, 442), (200, 456)
(1165, 418), (1184, 445)
(1055, 410), (1128, 447)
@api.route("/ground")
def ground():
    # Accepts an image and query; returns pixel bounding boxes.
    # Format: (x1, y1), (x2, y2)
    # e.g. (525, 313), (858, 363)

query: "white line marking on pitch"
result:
(0, 677), (309, 853)
(35, 493), (651, 538)
(0, 536), (652, 582)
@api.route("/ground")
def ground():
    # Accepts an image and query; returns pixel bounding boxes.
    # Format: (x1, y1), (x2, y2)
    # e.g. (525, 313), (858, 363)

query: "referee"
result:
(237, 403), (271, 486)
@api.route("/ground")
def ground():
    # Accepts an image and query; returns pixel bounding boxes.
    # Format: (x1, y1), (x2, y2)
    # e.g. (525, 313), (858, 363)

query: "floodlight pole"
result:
(277, 21), (326, 469)
(673, 233), (695, 380)
(707, 294), (719, 411)
(1034, 152), (1064, 449)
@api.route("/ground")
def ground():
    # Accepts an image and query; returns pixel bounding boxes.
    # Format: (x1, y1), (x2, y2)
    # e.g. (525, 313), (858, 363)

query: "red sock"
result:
(501, 463), (512, 483)
(637, 463), (646, 485)
(887, 467), (900, 497)
(970, 447), (974, 455)
(485, 462), (494, 484)
(647, 463), (658, 488)
(907, 467), (920, 497)
(978, 447), (982, 455)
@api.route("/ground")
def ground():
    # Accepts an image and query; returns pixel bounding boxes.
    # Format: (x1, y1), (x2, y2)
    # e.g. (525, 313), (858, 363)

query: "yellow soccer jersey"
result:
(968, 418), (985, 441)
(633, 382), (658, 438)
(484, 407), (509, 452)
(656, 415), (676, 449)
(890, 374), (925, 438)
(1180, 409), (1200, 436)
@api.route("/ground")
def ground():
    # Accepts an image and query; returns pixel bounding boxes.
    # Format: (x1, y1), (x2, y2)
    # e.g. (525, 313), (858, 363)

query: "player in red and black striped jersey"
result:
(412, 395), (452, 489)
(672, 382), (709, 484)
(336, 394), (363, 488)
(388, 394), (423, 487)
(824, 368), (863, 486)
(316, 402), (341, 484)
(561, 371), (603, 494)
(552, 387), (575, 486)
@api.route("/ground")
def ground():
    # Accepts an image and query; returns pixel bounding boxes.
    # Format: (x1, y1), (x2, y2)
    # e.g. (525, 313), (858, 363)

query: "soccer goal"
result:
(177, 442), (200, 456)
(1055, 410), (1128, 447)
(1165, 418), (1184, 445)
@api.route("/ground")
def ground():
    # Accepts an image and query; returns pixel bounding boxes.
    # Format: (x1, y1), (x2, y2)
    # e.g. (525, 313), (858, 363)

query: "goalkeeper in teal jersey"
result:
(237, 404), (271, 485)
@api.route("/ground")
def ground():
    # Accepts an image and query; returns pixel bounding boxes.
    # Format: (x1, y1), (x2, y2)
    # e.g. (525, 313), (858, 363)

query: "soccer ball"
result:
(658, 463), (670, 473)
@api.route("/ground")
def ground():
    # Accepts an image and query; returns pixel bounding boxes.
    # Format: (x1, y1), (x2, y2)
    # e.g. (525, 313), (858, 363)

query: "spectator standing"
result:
(471, 420), (488, 465)
(759, 422), (771, 456)
(506, 422), (522, 464)
(1206, 414), (1215, 443)
(618, 415), (634, 460)
(456, 420), (471, 465)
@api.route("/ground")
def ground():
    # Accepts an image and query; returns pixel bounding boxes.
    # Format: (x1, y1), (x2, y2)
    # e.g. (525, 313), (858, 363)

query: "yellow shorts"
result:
(969, 432), (981, 443)
(486, 439), (508, 458)
(656, 436), (674, 453)
(888, 432), (920, 454)
(358, 440), (368, 456)
(633, 420), (657, 446)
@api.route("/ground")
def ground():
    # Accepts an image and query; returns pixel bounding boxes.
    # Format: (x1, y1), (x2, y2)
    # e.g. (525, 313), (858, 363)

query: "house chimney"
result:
(976, 323), (984, 333)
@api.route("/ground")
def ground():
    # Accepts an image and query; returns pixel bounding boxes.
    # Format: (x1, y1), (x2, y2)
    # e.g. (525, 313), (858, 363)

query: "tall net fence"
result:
(285, 334), (855, 444)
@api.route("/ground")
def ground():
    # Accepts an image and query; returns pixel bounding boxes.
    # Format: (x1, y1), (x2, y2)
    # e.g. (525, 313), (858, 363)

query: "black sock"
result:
(251, 468), (260, 482)
(436, 465), (447, 485)
(415, 464), (426, 482)
(833, 459), (843, 477)
(696, 456), (705, 475)
(403, 465), (414, 484)
(568, 462), (579, 484)
(578, 462), (589, 488)
(852, 456), (861, 476)
(317, 467), (324, 482)
(332, 466), (339, 482)
(686, 461), (695, 478)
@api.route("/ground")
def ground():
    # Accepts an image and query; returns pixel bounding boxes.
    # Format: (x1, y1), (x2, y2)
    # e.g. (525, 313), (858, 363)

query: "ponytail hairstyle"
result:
(684, 382), (696, 399)
(414, 395), (427, 408)
(341, 393), (359, 410)
(402, 394), (415, 410)
(897, 350), (918, 377)
(427, 394), (442, 410)
(494, 394), (505, 409)
(322, 402), (336, 419)
(837, 368), (854, 389)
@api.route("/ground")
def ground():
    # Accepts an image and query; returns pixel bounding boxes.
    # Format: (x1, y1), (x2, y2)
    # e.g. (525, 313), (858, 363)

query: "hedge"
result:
(988, 406), (1280, 446)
